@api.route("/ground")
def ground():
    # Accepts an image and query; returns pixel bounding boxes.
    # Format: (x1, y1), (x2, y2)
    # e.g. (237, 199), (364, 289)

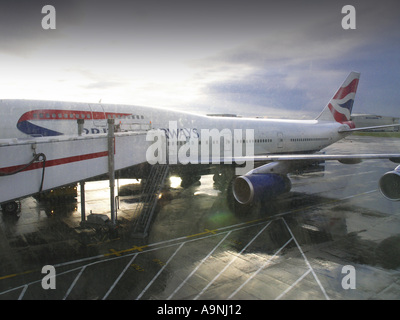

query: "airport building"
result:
(351, 114), (400, 131)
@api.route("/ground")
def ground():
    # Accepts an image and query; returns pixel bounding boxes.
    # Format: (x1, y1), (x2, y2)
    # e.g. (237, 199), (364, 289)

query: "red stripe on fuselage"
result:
(18, 109), (132, 123)
(0, 151), (109, 174)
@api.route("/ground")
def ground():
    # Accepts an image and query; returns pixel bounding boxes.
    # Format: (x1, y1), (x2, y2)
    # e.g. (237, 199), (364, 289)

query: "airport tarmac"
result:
(0, 135), (400, 301)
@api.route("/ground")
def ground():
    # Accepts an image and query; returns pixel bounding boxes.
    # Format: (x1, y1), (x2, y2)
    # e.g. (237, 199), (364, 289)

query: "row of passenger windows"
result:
(168, 138), (329, 146)
(31, 112), (145, 120)
(290, 138), (329, 142)
(238, 139), (273, 144)
(107, 114), (144, 120)
(33, 113), (92, 119)
(169, 139), (273, 146)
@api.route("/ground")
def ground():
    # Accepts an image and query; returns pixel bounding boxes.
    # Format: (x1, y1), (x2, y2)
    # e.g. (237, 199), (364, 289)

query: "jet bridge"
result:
(0, 120), (155, 219)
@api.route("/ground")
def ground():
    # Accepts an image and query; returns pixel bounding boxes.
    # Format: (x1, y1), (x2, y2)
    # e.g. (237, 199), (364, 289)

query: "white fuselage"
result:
(0, 99), (347, 157)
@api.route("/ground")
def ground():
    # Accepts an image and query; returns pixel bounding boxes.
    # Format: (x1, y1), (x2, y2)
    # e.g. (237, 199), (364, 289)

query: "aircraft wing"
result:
(215, 153), (400, 164)
(232, 153), (400, 163)
(223, 152), (400, 205)
(338, 124), (400, 133)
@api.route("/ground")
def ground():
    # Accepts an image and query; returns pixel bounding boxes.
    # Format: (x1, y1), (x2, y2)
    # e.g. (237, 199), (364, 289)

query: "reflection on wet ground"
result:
(0, 136), (400, 300)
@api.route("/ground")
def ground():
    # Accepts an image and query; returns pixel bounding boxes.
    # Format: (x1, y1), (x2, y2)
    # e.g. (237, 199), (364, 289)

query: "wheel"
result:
(1, 201), (19, 214)
(180, 175), (201, 188)
(213, 173), (222, 183)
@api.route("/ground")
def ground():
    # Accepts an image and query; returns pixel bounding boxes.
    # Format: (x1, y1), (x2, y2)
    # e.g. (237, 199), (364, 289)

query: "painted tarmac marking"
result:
(194, 221), (272, 300)
(291, 170), (377, 188)
(102, 253), (139, 300)
(101, 227), (256, 301)
(227, 235), (294, 300)
(10, 253), (128, 300)
(18, 285), (28, 301)
(108, 249), (122, 257)
(130, 263), (145, 272)
(0, 188), (381, 299)
(131, 245), (147, 252)
(186, 228), (219, 238)
(167, 231), (233, 300)
(63, 266), (87, 300)
(136, 242), (185, 300)
(340, 189), (377, 200)
(275, 269), (312, 300)
(104, 244), (148, 257)
(0, 269), (35, 281)
(281, 218), (330, 300)
(0, 273), (19, 281)
(153, 258), (166, 267)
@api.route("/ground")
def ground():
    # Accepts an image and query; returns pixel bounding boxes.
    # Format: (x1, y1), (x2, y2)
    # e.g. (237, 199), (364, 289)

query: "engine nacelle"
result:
(379, 165), (400, 201)
(233, 173), (291, 205)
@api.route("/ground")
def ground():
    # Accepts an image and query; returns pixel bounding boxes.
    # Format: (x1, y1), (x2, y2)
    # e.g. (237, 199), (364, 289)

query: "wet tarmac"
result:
(0, 135), (400, 300)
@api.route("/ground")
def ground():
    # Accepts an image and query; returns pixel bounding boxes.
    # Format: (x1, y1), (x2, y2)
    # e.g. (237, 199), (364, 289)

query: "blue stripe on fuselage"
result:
(17, 121), (63, 137)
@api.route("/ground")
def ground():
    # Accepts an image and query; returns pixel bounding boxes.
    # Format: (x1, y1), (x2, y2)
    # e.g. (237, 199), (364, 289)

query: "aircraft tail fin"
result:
(316, 71), (360, 125)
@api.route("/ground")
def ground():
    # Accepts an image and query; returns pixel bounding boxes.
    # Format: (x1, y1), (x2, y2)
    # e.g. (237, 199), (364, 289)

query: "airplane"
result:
(1, 71), (400, 214)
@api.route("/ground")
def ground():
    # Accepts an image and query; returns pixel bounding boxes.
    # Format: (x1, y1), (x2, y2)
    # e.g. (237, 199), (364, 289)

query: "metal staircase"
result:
(131, 164), (169, 238)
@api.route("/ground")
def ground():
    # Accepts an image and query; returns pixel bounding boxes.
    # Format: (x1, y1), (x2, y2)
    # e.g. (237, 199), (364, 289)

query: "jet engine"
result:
(379, 165), (400, 201)
(233, 173), (292, 205)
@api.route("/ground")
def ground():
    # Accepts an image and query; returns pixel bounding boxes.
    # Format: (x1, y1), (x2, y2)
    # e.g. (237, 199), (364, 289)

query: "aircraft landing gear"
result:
(1, 201), (20, 216)
(180, 175), (201, 188)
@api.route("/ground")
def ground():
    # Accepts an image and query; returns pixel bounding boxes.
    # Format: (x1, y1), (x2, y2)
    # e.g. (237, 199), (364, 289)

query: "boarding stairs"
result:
(131, 164), (169, 238)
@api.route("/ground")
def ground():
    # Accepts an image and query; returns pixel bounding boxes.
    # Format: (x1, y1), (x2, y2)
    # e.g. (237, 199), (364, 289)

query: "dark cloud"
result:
(0, 0), (82, 55)
(1, 0), (399, 117)
(185, 0), (400, 117)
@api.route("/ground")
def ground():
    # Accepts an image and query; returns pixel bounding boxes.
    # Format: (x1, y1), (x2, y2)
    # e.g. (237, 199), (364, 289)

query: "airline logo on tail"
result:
(329, 72), (359, 123)
(317, 71), (360, 126)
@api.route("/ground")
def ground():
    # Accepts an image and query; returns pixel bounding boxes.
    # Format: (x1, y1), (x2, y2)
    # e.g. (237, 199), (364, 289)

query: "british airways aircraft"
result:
(1, 72), (400, 211)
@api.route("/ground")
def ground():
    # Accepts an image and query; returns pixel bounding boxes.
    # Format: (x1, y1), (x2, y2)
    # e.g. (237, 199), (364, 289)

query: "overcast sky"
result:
(1, 0), (399, 119)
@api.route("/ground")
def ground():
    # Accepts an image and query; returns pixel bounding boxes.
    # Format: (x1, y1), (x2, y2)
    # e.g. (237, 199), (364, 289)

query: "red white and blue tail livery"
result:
(316, 71), (360, 128)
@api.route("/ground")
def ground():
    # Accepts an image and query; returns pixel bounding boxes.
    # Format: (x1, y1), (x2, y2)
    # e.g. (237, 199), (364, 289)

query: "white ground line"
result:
(194, 221), (272, 300)
(340, 189), (377, 200)
(63, 266), (87, 300)
(18, 285), (28, 300)
(275, 269), (312, 300)
(1, 223), (262, 299)
(167, 231), (233, 300)
(227, 236), (293, 300)
(282, 218), (330, 300)
(136, 242), (185, 300)
(102, 253), (139, 300)
(1, 188), (377, 299)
